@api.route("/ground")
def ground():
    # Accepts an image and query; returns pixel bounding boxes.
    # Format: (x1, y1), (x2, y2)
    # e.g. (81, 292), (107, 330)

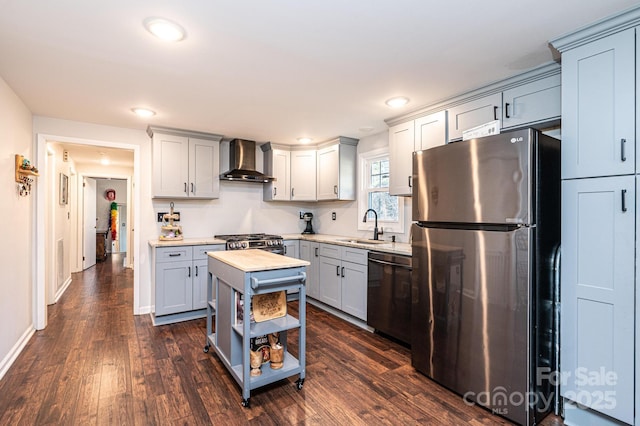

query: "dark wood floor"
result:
(0, 254), (565, 425)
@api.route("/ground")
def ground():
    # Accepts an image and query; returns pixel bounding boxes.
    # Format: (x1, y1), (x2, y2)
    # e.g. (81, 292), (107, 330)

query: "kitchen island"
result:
(206, 249), (309, 407)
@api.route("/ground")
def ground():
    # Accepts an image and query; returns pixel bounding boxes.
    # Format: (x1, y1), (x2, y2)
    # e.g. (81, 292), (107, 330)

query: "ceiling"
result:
(53, 143), (134, 169)
(0, 1), (637, 148)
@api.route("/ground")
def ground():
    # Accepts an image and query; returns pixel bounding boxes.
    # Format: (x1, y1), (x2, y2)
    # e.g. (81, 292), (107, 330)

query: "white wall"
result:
(45, 143), (74, 303)
(0, 76), (35, 379)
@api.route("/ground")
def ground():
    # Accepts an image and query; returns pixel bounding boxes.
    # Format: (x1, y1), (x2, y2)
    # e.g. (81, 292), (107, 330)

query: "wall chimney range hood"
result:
(220, 139), (274, 183)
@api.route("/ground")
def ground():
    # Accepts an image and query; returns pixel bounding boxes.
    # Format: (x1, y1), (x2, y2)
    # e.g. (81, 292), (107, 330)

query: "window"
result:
(358, 148), (404, 234)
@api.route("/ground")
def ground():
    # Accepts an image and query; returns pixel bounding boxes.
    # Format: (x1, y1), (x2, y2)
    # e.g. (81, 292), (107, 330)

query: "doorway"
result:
(35, 133), (141, 330)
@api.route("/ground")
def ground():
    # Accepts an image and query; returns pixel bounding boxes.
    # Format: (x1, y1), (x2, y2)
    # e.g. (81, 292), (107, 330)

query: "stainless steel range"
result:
(215, 233), (284, 254)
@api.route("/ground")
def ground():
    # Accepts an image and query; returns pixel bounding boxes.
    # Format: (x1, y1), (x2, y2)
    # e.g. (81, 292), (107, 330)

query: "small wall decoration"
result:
(110, 202), (118, 240)
(105, 188), (116, 201)
(59, 173), (68, 205)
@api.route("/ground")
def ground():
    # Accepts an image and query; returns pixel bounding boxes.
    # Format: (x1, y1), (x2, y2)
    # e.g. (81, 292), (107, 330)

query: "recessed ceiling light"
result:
(143, 17), (186, 42)
(297, 137), (313, 144)
(99, 153), (110, 166)
(131, 107), (156, 118)
(385, 96), (410, 108)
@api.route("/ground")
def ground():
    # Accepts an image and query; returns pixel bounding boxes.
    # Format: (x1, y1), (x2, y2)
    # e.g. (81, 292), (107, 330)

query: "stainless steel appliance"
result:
(411, 128), (560, 426)
(219, 139), (275, 183)
(367, 251), (412, 345)
(215, 233), (284, 255)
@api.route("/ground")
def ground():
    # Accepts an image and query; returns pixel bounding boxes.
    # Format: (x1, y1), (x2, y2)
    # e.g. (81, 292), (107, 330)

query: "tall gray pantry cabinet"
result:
(551, 7), (640, 425)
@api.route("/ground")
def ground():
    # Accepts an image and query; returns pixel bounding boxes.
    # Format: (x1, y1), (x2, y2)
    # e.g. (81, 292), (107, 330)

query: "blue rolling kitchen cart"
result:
(204, 250), (308, 408)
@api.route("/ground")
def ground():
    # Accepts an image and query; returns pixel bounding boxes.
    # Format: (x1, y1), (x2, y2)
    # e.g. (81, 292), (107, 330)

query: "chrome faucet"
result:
(363, 209), (379, 240)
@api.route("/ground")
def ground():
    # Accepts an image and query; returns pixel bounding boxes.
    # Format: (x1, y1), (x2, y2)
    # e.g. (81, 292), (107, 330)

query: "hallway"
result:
(0, 254), (562, 425)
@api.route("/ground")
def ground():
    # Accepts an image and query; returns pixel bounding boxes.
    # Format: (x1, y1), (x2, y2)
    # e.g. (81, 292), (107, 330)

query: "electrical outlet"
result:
(332, 212), (336, 220)
(158, 212), (181, 222)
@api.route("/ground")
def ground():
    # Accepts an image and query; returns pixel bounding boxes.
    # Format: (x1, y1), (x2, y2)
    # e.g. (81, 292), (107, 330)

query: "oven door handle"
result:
(368, 258), (412, 270)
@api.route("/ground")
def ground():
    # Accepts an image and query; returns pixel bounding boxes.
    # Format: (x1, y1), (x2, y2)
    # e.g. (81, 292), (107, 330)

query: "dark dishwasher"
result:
(367, 251), (412, 345)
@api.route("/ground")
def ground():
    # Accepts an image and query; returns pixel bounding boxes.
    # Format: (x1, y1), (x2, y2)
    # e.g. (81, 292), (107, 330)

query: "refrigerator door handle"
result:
(622, 189), (628, 212)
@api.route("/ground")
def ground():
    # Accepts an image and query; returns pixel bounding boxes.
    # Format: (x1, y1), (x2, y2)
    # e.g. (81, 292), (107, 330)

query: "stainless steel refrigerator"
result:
(411, 128), (560, 426)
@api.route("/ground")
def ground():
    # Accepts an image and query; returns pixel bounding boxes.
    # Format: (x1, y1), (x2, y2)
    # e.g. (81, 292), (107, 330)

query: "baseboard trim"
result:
(306, 298), (373, 332)
(54, 276), (72, 303)
(0, 326), (35, 381)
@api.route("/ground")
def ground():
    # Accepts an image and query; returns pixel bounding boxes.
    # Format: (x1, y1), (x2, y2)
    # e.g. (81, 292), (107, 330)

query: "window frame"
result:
(357, 147), (404, 234)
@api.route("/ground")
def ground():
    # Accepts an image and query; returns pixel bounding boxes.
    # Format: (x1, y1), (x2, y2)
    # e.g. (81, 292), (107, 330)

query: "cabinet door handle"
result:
(291, 188), (295, 198)
(195, 265), (199, 277)
(284, 246), (287, 255)
(493, 106), (498, 121)
(314, 247), (318, 257)
(341, 267), (345, 278)
(621, 139), (627, 162)
(191, 183), (194, 193)
(408, 176), (412, 188)
(336, 265), (340, 276)
(622, 189), (628, 212)
(184, 182), (187, 193)
(169, 253), (181, 257)
(333, 185), (338, 195)
(504, 103), (510, 118)
(187, 266), (191, 277)
(273, 187), (277, 197)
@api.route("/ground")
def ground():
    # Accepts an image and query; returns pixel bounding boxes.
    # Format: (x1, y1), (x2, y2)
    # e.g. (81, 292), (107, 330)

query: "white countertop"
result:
(208, 249), (310, 272)
(281, 233), (411, 256)
(148, 237), (226, 248)
(148, 234), (411, 256)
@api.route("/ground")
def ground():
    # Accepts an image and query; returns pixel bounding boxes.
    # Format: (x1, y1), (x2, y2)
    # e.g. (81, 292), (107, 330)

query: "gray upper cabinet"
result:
(447, 93), (502, 142)
(262, 137), (358, 202)
(388, 121), (415, 196)
(501, 73), (561, 129)
(149, 126), (222, 199)
(560, 28), (635, 179)
(414, 110), (448, 151)
(389, 111), (447, 196)
(290, 149), (317, 201)
(261, 143), (291, 201)
(316, 137), (358, 201)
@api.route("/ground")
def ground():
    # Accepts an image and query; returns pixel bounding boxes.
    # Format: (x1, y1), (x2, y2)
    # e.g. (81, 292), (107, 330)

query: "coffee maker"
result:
(302, 212), (315, 234)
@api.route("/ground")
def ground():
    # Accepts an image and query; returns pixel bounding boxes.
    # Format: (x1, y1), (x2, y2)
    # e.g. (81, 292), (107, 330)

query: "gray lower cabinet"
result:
(155, 256), (193, 316)
(154, 244), (223, 317)
(283, 240), (299, 258)
(561, 176), (635, 425)
(299, 241), (320, 299)
(317, 243), (368, 321)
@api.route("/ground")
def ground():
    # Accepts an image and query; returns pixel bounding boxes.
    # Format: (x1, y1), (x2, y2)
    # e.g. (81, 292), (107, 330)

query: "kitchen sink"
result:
(336, 238), (388, 245)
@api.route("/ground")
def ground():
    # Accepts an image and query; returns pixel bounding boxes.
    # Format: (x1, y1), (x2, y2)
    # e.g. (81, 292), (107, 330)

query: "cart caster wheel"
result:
(203, 345), (209, 353)
(296, 378), (304, 390)
(241, 398), (250, 408)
